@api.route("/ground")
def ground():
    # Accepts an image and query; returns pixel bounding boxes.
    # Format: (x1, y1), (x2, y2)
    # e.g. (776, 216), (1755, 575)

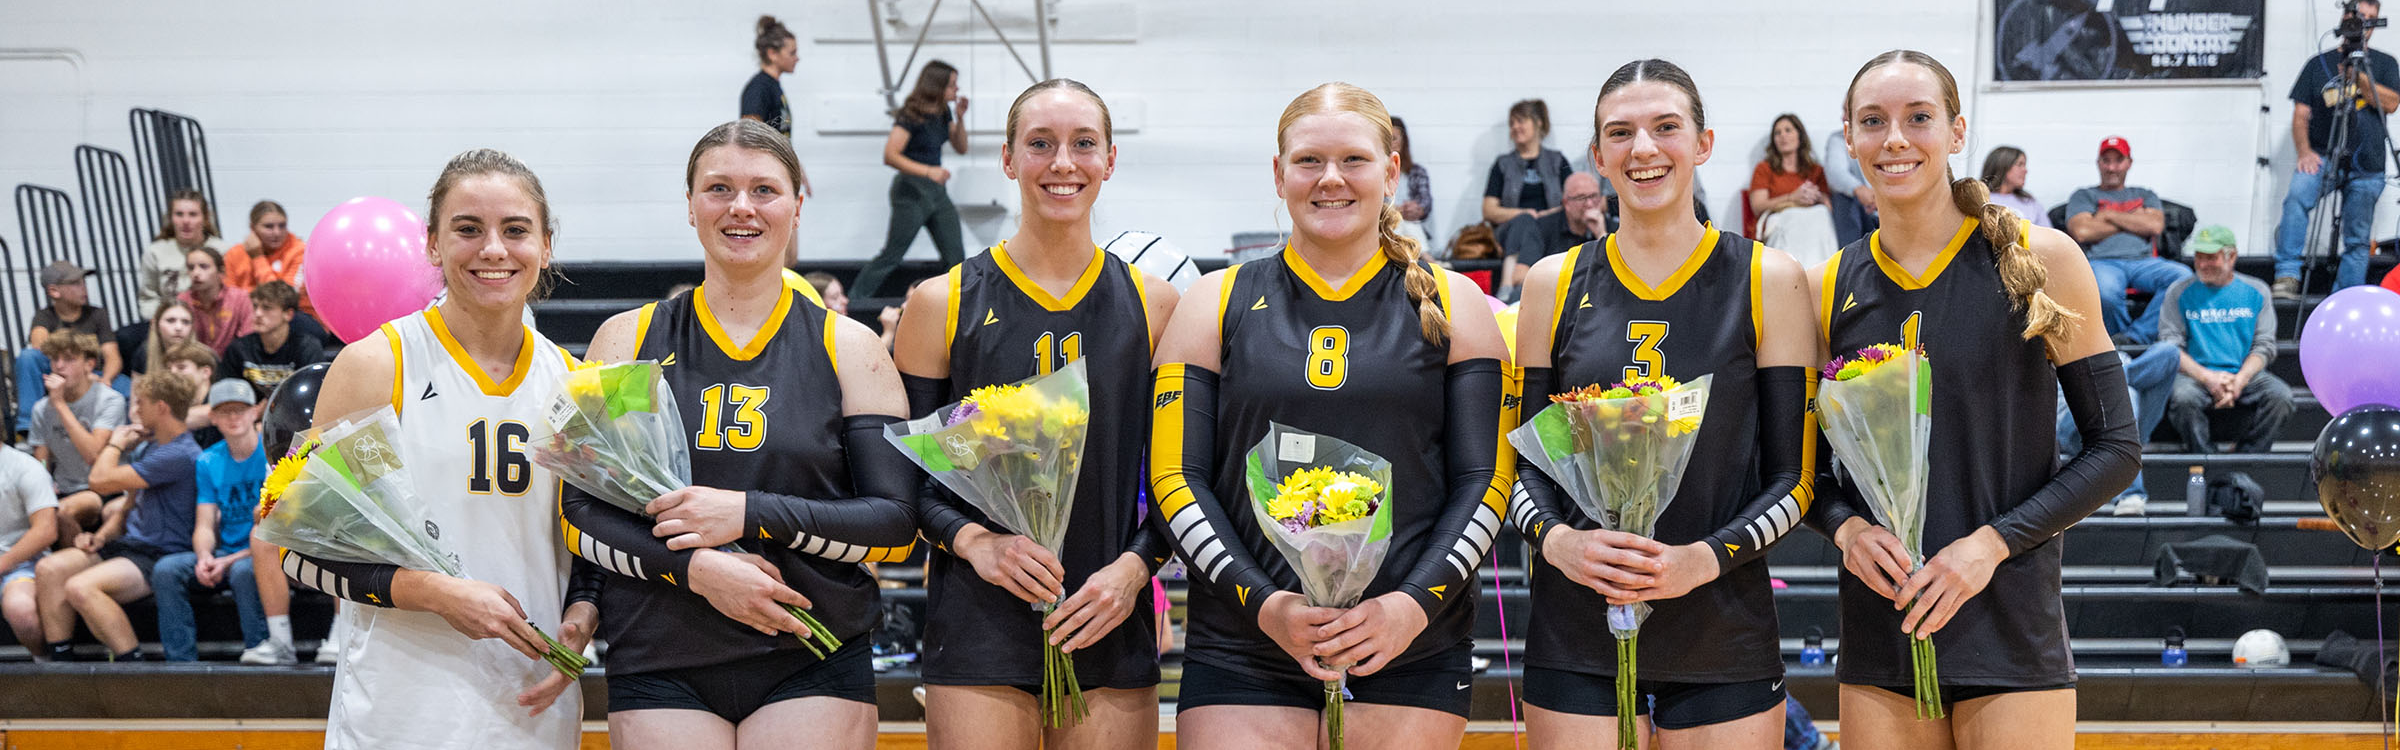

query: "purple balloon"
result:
(305, 196), (440, 343)
(2299, 285), (2400, 415)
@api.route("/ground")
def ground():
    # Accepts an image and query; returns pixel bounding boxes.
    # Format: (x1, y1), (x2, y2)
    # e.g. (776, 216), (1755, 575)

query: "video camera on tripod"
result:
(2343, 0), (2389, 56)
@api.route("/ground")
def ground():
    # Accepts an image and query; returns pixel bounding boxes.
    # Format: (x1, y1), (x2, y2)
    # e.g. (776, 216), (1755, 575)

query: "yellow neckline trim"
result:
(693, 281), (793, 362)
(423, 305), (537, 397)
(993, 241), (1106, 312)
(1282, 245), (1386, 302)
(1870, 217), (1978, 291)
(1606, 226), (1720, 302)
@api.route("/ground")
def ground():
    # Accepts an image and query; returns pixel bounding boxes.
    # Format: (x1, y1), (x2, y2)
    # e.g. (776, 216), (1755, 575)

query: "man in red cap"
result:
(2068, 136), (2191, 345)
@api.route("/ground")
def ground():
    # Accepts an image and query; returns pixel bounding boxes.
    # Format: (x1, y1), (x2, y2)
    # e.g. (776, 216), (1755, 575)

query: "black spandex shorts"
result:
(1175, 644), (1475, 719)
(99, 540), (166, 582)
(1523, 667), (1785, 730)
(1866, 681), (2074, 705)
(607, 641), (875, 723)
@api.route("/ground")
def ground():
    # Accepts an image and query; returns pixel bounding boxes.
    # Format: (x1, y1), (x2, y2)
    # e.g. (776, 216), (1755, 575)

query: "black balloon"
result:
(2312, 404), (2400, 551)
(261, 362), (331, 459)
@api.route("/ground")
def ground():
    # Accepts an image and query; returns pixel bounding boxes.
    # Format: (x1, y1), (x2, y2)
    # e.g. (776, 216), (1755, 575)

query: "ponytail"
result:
(1949, 174), (2078, 357)
(1379, 203), (1449, 346)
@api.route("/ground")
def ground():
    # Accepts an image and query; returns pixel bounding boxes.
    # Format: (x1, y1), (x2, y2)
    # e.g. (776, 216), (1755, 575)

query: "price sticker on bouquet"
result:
(1667, 388), (1705, 422)
(1278, 432), (1317, 463)
(546, 394), (578, 433)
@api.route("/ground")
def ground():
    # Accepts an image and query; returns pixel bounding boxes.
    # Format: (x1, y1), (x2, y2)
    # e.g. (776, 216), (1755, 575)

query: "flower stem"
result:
(1617, 633), (1638, 750)
(1041, 627), (1089, 728)
(782, 603), (841, 658)
(1324, 678), (1345, 750)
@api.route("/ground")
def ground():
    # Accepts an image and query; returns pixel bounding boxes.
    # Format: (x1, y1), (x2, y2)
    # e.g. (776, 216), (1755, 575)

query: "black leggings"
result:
(853, 173), (965, 298)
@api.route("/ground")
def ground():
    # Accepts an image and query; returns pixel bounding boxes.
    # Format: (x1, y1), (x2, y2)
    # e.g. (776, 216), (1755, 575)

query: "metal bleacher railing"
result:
(128, 107), (218, 237)
(12, 184), (85, 347)
(74, 144), (149, 320)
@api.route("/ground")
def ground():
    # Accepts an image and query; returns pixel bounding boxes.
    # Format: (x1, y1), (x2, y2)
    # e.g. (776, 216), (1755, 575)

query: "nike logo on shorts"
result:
(1456, 681), (1472, 691)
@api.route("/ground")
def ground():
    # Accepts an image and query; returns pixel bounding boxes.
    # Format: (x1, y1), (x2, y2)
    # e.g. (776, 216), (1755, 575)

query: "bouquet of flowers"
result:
(528, 360), (841, 658)
(1506, 374), (1713, 749)
(885, 360), (1093, 727)
(254, 407), (590, 679)
(1242, 423), (1395, 750)
(1816, 344), (1941, 719)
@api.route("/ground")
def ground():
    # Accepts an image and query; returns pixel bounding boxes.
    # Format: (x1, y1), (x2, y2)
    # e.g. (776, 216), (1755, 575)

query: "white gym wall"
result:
(0, 0), (2355, 270)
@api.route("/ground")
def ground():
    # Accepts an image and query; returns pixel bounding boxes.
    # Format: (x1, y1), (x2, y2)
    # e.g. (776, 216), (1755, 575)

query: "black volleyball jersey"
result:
(1821, 218), (2073, 687)
(921, 243), (1161, 687)
(1176, 248), (1470, 679)
(585, 283), (899, 674)
(1523, 227), (1785, 682)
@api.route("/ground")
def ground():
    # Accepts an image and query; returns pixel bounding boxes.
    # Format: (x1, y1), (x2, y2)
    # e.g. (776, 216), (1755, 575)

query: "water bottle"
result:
(2162, 627), (2188, 667)
(1801, 627), (1827, 666)
(2184, 465), (2208, 517)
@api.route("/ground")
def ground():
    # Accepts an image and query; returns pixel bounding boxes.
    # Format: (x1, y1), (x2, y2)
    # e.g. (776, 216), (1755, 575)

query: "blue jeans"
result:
(13, 348), (47, 433)
(2089, 258), (2192, 344)
(151, 552), (267, 661)
(2274, 167), (2385, 289)
(2058, 344), (2178, 502)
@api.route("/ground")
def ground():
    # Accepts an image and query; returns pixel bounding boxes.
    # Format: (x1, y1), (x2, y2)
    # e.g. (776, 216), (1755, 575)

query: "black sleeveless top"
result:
(1525, 227), (1783, 682)
(1821, 218), (2072, 687)
(1182, 247), (1467, 680)
(920, 243), (1161, 687)
(600, 282), (881, 673)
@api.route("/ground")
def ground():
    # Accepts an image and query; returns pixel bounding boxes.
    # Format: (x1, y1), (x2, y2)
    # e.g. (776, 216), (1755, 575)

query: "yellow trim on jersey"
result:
(1129, 264), (1156, 356)
(1796, 376), (1820, 514)
(1150, 363), (1195, 517)
(1216, 264), (1242, 340)
(822, 306), (842, 373)
(381, 322), (405, 415)
(1817, 249), (1843, 347)
(1547, 244), (1584, 352)
(1749, 241), (1767, 353)
(1436, 267), (1456, 325)
(940, 266), (964, 358)
(993, 241), (1107, 312)
(693, 281), (793, 362)
(1282, 245), (1386, 302)
(1606, 226), (1720, 302)
(779, 268), (829, 309)
(633, 302), (658, 353)
(423, 306), (537, 397)
(1870, 217), (1978, 291)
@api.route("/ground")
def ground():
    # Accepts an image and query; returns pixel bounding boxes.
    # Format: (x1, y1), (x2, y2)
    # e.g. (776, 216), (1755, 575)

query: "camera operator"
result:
(2274, 0), (2400, 296)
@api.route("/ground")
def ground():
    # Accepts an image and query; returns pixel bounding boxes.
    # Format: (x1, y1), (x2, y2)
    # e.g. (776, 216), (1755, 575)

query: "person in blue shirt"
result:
(29, 373), (202, 661)
(2273, 0), (2400, 296)
(2158, 226), (2295, 454)
(151, 379), (269, 662)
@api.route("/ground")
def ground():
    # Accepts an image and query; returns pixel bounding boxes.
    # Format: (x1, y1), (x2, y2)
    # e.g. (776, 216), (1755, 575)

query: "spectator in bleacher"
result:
(1749, 113), (1840, 267)
(2067, 136), (2189, 345)
(17, 262), (123, 432)
(801, 271), (850, 315)
(1391, 115), (1435, 247)
(2274, 0), (2398, 297)
(160, 342), (221, 447)
(224, 201), (335, 347)
(179, 246), (253, 356)
(0, 444), (58, 652)
(114, 301), (195, 395)
(2160, 226), (2294, 454)
(1500, 172), (1605, 292)
(1981, 146), (2054, 229)
(217, 281), (325, 400)
(1486, 98), (1575, 295)
(139, 190), (227, 315)
(29, 332), (128, 517)
(855, 59), (970, 298)
(1823, 122), (1878, 246)
(150, 380), (265, 662)
(32, 373), (202, 661)
(2058, 344), (2181, 515)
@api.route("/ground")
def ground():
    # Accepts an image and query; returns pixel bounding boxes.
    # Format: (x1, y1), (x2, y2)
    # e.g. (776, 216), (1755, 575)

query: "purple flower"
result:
(1282, 518), (1309, 533)
(946, 402), (980, 427)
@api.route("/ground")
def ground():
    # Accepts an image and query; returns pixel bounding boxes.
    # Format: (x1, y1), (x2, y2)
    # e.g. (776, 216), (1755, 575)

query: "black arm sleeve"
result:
(1507, 367), (1572, 551)
(561, 481), (695, 586)
(1701, 367), (1816, 570)
(1397, 359), (1518, 615)
(1150, 364), (1285, 620)
(281, 550), (398, 608)
(903, 373), (979, 549)
(744, 414), (920, 564)
(565, 557), (604, 609)
(1126, 517), (1174, 573)
(1990, 352), (2140, 556)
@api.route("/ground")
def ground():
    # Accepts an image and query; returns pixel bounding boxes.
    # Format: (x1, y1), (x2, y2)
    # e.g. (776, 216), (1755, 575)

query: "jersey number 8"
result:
(1306, 326), (1349, 391)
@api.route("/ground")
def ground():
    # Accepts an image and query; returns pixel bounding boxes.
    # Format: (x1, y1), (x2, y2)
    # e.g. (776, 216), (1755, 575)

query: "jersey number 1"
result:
(1034, 332), (1083, 375)
(467, 419), (532, 496)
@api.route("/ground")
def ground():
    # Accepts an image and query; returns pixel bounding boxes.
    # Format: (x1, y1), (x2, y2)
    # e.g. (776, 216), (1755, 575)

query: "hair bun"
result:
(757, 15), (782, 34)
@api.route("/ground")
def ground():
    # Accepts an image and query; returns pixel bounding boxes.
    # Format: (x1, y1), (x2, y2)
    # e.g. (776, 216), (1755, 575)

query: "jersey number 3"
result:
(696, 384), (770, 452)
(1623, 321), (1669, 381)
(467, 419), (532, 496)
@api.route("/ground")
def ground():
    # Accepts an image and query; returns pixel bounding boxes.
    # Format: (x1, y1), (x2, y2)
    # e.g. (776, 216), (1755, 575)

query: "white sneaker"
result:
(240, 639), (297, 666)
(315, 633), (342, 664)
(2112, 495), (2148, 516)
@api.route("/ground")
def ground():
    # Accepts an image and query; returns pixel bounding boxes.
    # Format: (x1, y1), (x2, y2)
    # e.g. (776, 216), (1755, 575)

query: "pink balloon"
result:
(305, 196), (440, 343)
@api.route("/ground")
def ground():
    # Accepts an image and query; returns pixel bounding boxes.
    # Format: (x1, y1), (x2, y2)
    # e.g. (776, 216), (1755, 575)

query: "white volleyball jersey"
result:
(324, 306), (580, 750)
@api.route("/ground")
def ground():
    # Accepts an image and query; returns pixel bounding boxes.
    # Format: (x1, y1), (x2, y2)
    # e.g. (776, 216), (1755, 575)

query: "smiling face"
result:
(1275, 111), (1397, 248)
(1592, 81), (1713, 217)
(1508, 115), (1538, 149)
(1004, 88), (1115, 229)
(1845, 63), (1967, 208)
(426, 173), (552, 311)
(687, 145), (800, 271)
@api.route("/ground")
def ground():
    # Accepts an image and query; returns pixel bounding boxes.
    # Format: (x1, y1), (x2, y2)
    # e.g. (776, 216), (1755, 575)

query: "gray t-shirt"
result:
(29, 385), (128, 495)
(0, 447), (58, 554)
(2067, 185), (2163, 261)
